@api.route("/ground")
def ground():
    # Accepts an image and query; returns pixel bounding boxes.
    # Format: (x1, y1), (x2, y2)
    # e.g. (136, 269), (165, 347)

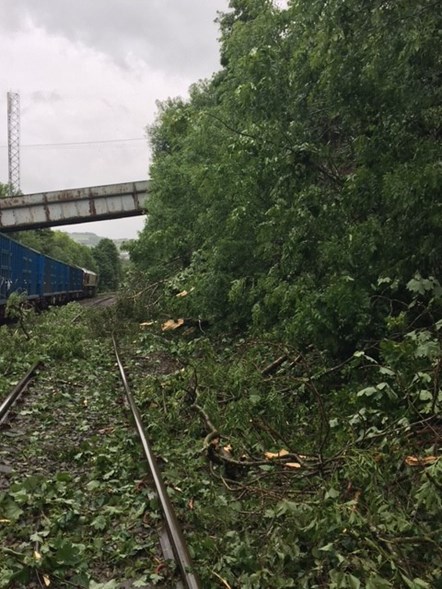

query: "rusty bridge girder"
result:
(0, 180), (149, 232)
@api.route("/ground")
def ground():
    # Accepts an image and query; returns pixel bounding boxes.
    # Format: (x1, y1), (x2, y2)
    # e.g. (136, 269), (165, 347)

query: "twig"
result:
(35, 571), (46, 589)
(431, 356), (441, 415)
(425, 470), (442, 492)
(192, 403), (219, 447)
(305, 377), (330, 465)
(261, 354), (288, 376)
(220, 476), (287, 500)
(310, 354), (354, 381)
(212, 570), (233, 589)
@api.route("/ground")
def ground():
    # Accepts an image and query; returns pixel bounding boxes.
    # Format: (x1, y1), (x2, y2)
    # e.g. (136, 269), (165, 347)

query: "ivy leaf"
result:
(91, 514), (107, 531)
(407, 275), (436, 295)
(379, 366), (395, 376)
(53, 539), (85, 565)
(401, 576), (431, 589)
(347, 575), (361, 589)
(414, 340), (439, 359)
(325, 488), (339, 499)
(418, 390), (432, 401)
(86, 480), (101, 491)
(366, 574), (393, 588)
(357, 386), (378, 398)
(1, 499), (23, 521)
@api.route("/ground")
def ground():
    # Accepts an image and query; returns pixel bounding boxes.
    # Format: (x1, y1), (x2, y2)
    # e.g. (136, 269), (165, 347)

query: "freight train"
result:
(0, 232), (97, 321)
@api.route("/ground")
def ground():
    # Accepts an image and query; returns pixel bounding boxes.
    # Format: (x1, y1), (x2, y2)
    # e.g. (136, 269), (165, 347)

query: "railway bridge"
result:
(0, 180), (149, 232)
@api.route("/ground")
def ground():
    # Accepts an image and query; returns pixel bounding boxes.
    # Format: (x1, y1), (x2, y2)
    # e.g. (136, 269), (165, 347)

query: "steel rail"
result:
(112, 335), (201, 589)
(0, 361), (41, 425)
(77, 294), (115, 309)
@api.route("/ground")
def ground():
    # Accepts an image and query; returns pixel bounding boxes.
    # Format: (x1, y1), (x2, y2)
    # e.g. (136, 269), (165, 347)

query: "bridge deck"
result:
(0, 180), (149, 232)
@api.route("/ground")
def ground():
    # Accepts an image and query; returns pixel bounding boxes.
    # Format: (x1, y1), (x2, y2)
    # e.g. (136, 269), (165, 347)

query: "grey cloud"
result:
(100, 98), (130, 114)
(0, 0), (229, 78)
(30, 91), (63, 103)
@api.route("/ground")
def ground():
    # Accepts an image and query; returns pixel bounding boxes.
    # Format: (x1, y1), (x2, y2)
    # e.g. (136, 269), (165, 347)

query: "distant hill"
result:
(66, 232), (131, 258)
(66, 232), (102, 247)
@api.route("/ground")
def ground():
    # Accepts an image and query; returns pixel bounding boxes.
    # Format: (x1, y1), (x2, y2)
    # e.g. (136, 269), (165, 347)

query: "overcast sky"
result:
(0, 0), (229, 239)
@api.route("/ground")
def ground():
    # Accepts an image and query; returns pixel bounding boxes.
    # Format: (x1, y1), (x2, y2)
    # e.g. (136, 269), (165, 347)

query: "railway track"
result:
(79, 293), (117, 308)
(0, 361), (41, 426)
(113, 336), (201, 589)
(0, 334), (201, 588)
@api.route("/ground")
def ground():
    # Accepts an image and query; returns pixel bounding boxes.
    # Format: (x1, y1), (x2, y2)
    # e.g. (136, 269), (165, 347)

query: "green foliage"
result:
(117, 314), (441, 588)
(92, 238), (122, 292)
(5, 292), (32, 320)
(128, 0), (441, 356)
(0, 182), (9, 198)
(0, 304), (94, 402)
(0, 310), (162, 588)
(1, 286), (440, 587)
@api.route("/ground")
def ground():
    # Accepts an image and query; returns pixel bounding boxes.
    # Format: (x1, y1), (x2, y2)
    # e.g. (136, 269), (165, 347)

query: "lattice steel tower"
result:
(7, 92), (20, 196)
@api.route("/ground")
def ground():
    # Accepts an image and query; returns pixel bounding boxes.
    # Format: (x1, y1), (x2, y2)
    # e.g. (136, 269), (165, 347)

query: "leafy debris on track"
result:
(0, 305), (176, 588)
(1, 297), (441, 588)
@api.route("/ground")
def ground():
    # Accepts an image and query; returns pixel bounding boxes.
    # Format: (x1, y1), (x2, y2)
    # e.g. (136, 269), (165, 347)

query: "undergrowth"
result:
(0, 282), (440, 587)
(0, 304), (168, 588)
(119, 276), (441, 588)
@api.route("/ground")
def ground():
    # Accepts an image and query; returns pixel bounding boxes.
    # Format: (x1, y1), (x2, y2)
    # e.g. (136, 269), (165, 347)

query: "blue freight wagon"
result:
(9, 238), (42, 301)
(0, 233), (12, 306)
(43, 256), (84, 302)
(0, 232), (97, 320)
(1, 233), (42, 306)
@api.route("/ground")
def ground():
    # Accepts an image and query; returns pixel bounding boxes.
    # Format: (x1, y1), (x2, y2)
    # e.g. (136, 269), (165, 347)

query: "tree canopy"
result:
(129, 0), (441, 355)
(92, 238), (122, 291)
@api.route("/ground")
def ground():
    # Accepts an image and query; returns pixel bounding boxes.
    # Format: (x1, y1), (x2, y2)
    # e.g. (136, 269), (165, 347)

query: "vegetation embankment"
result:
(116, 278), (441, 588)
(121, 0), (441, 586)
